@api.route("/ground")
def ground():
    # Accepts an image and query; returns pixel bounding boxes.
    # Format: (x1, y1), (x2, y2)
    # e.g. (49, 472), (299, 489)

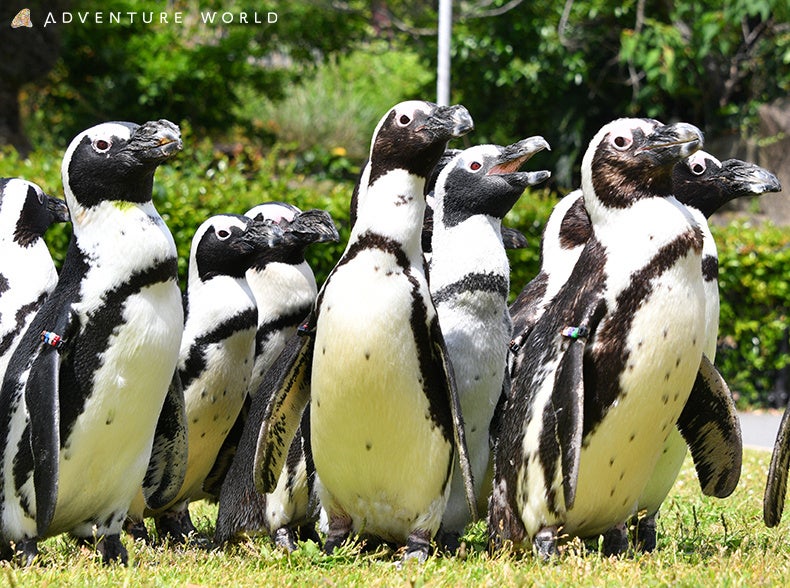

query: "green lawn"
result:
(4, 449), (789, 587)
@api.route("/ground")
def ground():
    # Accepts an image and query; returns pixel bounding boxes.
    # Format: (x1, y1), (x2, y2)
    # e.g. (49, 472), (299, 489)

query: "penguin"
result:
(252, 100), (477, 562)
(213, 204), (339, 550)
(632, 151), (780, 551)
(423, 149), (531, 257)
(507, 150), (776, 553)
(489, 118), (709, 558)
(0, 120), (187, 565)
(427, 138), (551, 549)
(0, 178), (69, 380)
(125, 213), (285, 544)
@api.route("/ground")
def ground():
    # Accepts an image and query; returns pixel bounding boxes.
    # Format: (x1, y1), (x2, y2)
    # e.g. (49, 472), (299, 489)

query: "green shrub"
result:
(714, 221), (790, 408)
(237, 42), (435, 164)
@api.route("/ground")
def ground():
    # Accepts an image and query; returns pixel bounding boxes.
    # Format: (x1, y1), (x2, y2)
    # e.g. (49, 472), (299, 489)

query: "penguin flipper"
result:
(548, 329), (586, 510)
(539, 294), (605, 511)
(765, 406), (790, 527)
(676, 354), (742, 499)
(25, 313), (77, 536)
(254, 331), (314, 495)
(142, 371), (188, 510)
(26, 344), (61, 536)
(432, 319), (477, 520)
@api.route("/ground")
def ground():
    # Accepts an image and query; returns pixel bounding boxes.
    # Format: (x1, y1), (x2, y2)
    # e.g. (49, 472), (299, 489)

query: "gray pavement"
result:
(738, 410), (784, 450)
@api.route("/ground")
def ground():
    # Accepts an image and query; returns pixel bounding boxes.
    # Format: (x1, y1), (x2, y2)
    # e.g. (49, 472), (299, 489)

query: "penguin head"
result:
(366, 101), (474, 189)
(244, 202), (339, 268)
(582, 118), (703, 211)
(433, 137), (551, 228)
(673, 151), (782, 218)
(189, 214), (285, 282)
(0, 178), (69, 248)
(62, 119), (182, 212)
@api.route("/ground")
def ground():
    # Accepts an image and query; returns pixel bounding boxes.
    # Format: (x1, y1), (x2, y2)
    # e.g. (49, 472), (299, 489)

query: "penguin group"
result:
(0, 102), (783, 566)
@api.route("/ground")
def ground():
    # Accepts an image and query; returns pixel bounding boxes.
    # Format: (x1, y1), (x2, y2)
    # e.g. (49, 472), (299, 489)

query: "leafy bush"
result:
(237, 42), (435, 164)
(714, 221), (790, 408)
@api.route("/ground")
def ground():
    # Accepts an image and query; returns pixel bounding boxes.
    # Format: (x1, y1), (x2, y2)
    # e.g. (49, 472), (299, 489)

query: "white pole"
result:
(437, 0), (452, 106)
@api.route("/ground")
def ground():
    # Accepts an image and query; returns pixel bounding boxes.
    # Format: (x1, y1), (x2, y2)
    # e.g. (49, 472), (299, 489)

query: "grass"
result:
(3, 449), (789, 586)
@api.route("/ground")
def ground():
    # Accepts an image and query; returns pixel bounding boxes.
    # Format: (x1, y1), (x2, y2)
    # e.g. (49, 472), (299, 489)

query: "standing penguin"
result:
(490, 118), (708, 558)
(508, 150), (775, 553)
(632, 151), (779, 551)
(428, 138), (550, 549)
(0, 178), (69, 379)
(125, 213), (285, 543)
(213, 204), (339, 549)
(0, 120), (187, 564)
(252, 100), (477, 562)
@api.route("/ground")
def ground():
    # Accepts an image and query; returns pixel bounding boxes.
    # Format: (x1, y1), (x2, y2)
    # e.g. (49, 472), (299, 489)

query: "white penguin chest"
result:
(310, 248), (452, 539)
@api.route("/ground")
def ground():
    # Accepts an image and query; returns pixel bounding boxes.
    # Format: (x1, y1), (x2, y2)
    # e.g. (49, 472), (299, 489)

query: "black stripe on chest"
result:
(324, 231), (453, 441)
(0, 292), (48, 357)
(582, 227), (703, 439)
(59, 257), (180, 444)
(180, 307), (258, 390)
(432, 272), (509, 305)
(255, 306), (311, 357)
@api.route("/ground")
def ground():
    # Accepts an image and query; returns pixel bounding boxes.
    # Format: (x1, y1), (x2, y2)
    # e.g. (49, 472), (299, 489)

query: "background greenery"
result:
(2, 0), (788, 406)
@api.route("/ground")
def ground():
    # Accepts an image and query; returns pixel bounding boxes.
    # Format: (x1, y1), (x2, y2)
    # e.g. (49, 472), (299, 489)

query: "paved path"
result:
(739, 410), (784, 450)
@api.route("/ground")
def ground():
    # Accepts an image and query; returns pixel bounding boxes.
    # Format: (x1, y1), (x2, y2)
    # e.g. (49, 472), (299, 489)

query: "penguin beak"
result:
(129, 119), (183, 163)
(488, 136), (552, 187)
(421, 104), (475, 141)
(46, 194), (70, 223)
(719, 159), (782, 196)
(637, 122), (703, 166)
(280, 209), (340, 245)
(244, 218), (286, 251)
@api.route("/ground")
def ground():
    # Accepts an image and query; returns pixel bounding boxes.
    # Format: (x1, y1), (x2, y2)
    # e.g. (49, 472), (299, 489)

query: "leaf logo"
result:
(11, 8), (33, 28)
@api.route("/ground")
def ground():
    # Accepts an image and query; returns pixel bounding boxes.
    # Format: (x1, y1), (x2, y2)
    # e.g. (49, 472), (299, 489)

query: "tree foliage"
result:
(21, 0), (370, 146)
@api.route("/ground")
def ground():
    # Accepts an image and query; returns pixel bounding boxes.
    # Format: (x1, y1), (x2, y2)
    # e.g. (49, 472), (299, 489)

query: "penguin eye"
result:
(37, 191), (44, 205)
(612, 135), (632, 151)
(691, 162), (706, 175)
(468, 161), (483, 172)
(397, 114), (412, 127)
(216, 229), (231, 240)
(92, 139), (112, 153)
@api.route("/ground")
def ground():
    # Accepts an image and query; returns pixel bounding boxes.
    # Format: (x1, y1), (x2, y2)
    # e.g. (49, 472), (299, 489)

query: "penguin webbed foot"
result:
(296, 522), (322, 547)
(273, 527), (298, 552)
(436, 527), (461, 554)
(323, 513), (352, 555)
(3, 538), (39, 566)
(601, 522), (630, 557)
(75, 533), (129, 565)
(123, 518), (152, 544)
(155, 506), (210, 549)
(400, 528), (432, 565)
(533, 526), (559, 561)
(632, 514), (657, 552)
